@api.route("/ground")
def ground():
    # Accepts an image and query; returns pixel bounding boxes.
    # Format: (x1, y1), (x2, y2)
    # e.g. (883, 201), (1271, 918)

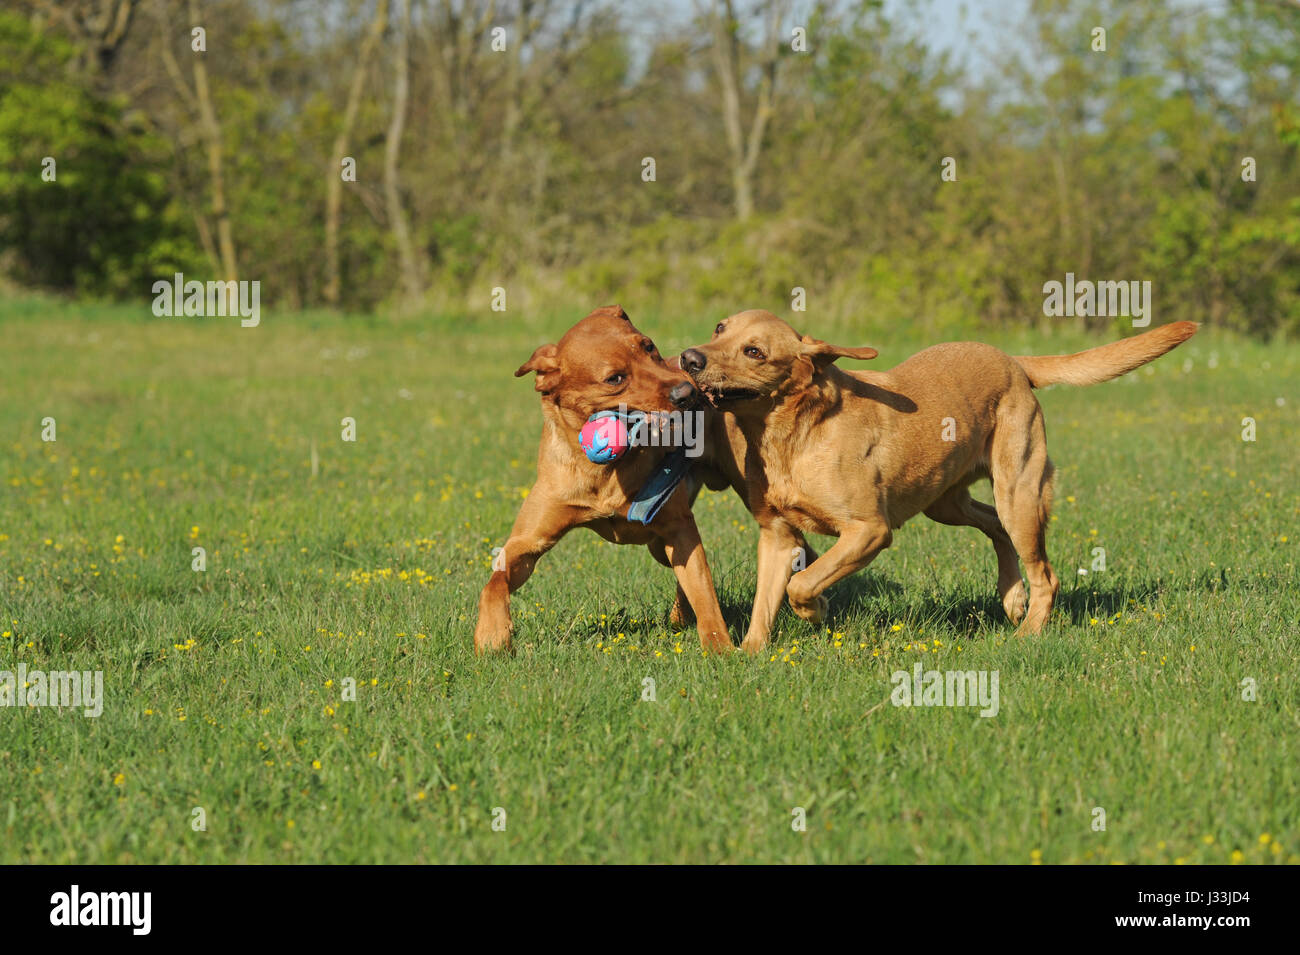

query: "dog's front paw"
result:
(474, 584), (515, 655)
(698, 627), (733, 654)
(474, 620), (514, 655)
(788, 591), (829, 624)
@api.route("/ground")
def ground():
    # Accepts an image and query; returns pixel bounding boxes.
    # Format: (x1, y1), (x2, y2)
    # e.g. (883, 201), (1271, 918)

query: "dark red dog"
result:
(474, 306), (734, 655)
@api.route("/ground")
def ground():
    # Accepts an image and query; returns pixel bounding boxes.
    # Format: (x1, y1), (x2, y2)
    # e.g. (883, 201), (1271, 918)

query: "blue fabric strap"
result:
(626, 449), (692, 525)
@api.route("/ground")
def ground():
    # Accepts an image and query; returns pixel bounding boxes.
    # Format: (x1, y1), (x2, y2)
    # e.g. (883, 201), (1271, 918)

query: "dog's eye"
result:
(605, 373), (626, 385)
(642, 341), (655, 354)
(715, 323), (725, 335)
(744, 346), (764, 360)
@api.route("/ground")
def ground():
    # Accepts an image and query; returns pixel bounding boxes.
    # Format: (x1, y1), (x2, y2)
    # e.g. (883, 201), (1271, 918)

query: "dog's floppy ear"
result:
(515, 343), (560, 393)
(799, 335), (878, 366)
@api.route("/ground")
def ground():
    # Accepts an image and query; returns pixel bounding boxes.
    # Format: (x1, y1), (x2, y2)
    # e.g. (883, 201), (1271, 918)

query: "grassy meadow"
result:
(0, 297), (1296, 864)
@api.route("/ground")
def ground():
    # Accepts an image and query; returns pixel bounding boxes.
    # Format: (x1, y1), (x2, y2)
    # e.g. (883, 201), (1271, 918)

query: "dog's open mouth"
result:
(700, 384), (762, 406)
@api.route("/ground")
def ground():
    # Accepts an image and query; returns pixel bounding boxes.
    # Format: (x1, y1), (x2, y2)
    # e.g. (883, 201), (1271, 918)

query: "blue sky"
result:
(883, 0), (1029, 76)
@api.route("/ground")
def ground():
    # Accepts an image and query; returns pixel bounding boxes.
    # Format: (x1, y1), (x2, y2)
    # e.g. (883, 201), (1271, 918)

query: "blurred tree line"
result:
(0, 0), (1297, 333)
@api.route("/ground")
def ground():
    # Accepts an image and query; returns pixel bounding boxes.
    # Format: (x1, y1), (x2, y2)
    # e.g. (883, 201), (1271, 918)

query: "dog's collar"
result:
(584, 410), (693, 525)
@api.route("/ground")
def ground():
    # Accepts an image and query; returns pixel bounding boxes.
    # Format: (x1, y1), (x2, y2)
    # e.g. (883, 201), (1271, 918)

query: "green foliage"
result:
(0, 13), (199, 298)
(0, 1), (1296, 333)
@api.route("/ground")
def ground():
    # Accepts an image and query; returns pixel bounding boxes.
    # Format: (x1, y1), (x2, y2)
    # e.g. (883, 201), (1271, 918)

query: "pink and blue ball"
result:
(580, 416), (630, 463)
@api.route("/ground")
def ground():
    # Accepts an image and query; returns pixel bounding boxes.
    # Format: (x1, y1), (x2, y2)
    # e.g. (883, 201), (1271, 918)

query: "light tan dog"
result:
(679, 310), (1197, 652)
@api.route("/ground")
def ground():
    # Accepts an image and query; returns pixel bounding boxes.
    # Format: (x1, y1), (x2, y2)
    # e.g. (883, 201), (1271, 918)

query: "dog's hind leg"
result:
(924, 487), (1028, 625)
(989, 408), (1060, 636)
(648, 538), (692, 627)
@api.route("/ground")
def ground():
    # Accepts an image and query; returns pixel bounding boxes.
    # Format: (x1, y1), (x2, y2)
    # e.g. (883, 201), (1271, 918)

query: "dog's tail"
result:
(1014, 321), (1198, 389)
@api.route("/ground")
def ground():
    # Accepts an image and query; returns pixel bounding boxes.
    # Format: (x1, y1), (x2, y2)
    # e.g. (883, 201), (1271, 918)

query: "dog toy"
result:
(580, 410), (645, 463)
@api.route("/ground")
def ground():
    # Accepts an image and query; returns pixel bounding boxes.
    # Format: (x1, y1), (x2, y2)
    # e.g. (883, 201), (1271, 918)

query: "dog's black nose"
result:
(680, 349), (706, 374)
(669, 382), (697, 408)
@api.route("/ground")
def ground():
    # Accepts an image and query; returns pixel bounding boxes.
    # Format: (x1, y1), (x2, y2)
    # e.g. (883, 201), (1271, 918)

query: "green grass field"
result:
(1, 297), (1296, 863)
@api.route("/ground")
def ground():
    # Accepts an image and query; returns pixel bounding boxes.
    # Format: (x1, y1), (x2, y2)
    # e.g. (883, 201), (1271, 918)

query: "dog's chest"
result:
(586, 516), (656, 545)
